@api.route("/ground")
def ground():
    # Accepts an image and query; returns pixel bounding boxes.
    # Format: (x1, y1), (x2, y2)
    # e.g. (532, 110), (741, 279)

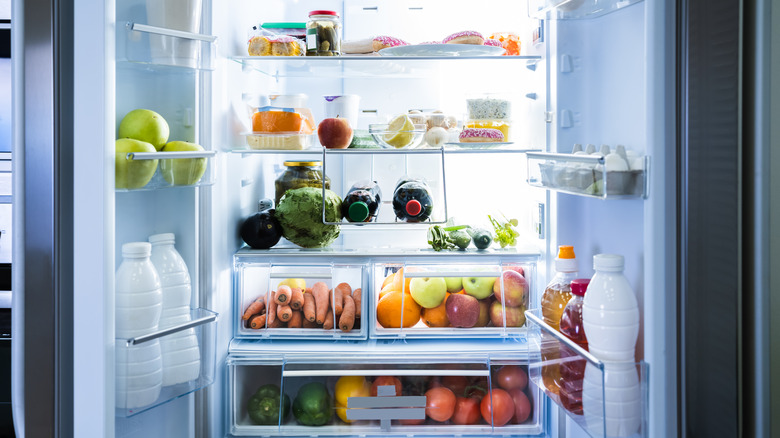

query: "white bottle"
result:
(583, 362), (641, 436)
(149, 233), (201, 386)
(115, 242), (163, 409)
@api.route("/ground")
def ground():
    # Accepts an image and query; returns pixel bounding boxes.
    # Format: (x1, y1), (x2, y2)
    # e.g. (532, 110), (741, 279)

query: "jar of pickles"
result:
(275, 161), (331, 206)
(306, 10), (341, 56)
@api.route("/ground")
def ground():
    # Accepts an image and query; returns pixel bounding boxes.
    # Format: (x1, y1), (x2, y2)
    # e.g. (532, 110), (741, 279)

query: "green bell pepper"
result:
(292, 382), (333, 426)
(247, 384), (291, 425)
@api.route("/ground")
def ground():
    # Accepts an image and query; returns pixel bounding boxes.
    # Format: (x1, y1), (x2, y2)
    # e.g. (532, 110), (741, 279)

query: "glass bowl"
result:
(369, 124), (427, 149)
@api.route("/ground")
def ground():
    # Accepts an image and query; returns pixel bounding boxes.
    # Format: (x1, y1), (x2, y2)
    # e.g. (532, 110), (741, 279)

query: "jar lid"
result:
(570, 278), (590, 296)
(309, 10), (339, 17)
(261, 22), (306, 29)
(283, 161), (322, 167)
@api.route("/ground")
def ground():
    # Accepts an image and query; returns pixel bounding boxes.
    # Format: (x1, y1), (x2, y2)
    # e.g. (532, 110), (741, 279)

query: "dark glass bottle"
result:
(392, 177), (433, 222)
(342, 181), (382, 222)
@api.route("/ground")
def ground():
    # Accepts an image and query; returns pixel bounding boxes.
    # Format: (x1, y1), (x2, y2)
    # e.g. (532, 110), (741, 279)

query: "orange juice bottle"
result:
(540, 245), (577, 395)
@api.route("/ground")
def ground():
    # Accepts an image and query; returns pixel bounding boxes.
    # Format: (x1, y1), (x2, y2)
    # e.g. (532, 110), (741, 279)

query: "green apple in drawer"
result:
(462, 277), (497, 300)
(409, 277), (447, 308)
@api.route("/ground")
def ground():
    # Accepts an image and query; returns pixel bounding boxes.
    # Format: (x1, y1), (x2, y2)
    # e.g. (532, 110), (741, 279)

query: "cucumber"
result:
(467, 228), (493, 250)
(449, 230), (472, 250)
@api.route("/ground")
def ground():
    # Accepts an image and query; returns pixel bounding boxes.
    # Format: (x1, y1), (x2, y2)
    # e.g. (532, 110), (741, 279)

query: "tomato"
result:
(495, 365), (528, 391)
(425, 386), (456, 422)
(371, 376), (402, 397)
(480, 388), (514, 427)
(451, 396), (482, 425)
(334, 376), (371, 423)
(441, 376), (469, 395)
(398, 418), (426, 425)
(508, 388), (532, 424)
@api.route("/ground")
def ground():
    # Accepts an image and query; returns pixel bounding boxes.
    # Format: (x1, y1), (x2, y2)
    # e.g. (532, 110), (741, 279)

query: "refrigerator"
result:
(13, 0), (761, 436)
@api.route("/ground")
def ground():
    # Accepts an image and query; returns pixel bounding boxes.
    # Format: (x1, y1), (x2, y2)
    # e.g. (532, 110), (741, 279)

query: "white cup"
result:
(146, 0), (203, 68)
(323, 95), (361, 128)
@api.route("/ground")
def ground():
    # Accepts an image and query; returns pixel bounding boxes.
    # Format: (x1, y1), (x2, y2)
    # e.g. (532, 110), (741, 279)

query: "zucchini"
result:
(467, 228), (493, 250)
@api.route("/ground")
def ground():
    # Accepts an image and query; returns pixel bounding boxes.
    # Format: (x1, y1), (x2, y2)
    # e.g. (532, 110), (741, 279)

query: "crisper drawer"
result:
(371, 257), (537, 339)
(233, 256), (367, 339)
(227, 351), (543, 437)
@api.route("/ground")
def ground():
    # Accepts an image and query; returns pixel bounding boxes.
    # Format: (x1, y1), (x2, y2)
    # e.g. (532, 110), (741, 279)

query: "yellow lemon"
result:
(278, 278), (306, 290)
(383, 114), (415, 148)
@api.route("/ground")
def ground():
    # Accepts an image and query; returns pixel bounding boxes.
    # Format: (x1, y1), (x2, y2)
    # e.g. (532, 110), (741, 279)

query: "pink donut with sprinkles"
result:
(459, 128), (504, 143)
(484, 38), (502, 47)
(372, 36), (409, 51)
(443, 30), (485, 45)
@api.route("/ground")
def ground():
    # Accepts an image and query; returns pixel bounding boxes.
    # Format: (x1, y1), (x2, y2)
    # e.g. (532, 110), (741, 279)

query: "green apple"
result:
(444, 277), (463, 293)
(118, 109), (170, 151)
(409, 277), (447, 309)
(115, 138), (158, 189)
(160, 141), (207, 185)
(461, 277), (497, 300)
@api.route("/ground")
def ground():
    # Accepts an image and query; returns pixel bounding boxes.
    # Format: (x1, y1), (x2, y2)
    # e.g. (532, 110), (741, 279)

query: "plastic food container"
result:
(245, 133), (313, 151)
(464, 119), (512, 142)
(246, 106), (316, 150)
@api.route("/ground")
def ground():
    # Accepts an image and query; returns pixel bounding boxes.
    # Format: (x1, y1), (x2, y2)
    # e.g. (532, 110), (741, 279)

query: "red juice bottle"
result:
(558, 278), (590, 415)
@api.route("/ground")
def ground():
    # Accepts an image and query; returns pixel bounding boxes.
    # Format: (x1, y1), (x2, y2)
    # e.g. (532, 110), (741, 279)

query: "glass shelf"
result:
(115, 150), (217, 192)
(527, 0), (644, 20)
(232, 146), (541, 156)
(525, 309), (648, 438)
(230, 55), (542, 79)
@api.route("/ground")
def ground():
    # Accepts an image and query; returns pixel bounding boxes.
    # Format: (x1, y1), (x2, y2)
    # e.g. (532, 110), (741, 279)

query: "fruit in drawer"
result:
(118, 108), (170, 151)
(159, 141), (207, 185)
(495, 365), (528, 391)
(508, 388), (532, 424)
(489, 302), (526, 328)
(421, 293), (451, 327)
(335, 376), (371, 423)
(474, 298), (491, 327)
(480, 388), (514, 427)
(424, 386), (456, 422)
(292, 382), (333, 426)
(318, 117), (354, 149)
(247, 383), (291, 425)
(445, 293), (480, 328)
(493, 270), (528, 308)
(115, 138), (158, 189)
(409, 277), (447, 308)
(452, 396), (481, 425)
(444, 277), (463, 293)
(278, 278), (306, 290)
(462, 277), (497, 300)
(376, 290), (421, 328)
(370, 376), (402, 397)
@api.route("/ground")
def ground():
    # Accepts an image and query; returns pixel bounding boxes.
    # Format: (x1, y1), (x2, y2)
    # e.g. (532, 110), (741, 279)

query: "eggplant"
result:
(240, 209), (283, 249)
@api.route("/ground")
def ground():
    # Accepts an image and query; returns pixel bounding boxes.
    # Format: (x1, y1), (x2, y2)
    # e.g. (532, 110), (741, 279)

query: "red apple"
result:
(489, 301), (526, 327)
(493, 270), (528, 307)
(317, 117), (353, 149)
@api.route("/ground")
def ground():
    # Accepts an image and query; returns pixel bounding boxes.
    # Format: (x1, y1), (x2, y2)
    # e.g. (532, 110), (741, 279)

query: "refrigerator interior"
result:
(108, 0), (661, 437)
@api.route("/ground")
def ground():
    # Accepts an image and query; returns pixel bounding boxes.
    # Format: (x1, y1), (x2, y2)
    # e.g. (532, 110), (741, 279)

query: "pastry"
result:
(484, 39), (502, 47)
(488, 32), (521, 55)
(443, 31), (485, 45)
(458, 128), (504, 143)
(341, 36), (409, 54)
(248, 35), (302, 56)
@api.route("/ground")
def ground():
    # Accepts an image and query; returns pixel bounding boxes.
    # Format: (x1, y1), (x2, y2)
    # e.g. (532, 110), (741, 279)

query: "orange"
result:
(379, 283), (396, 299)
(376, 290), (421, 328)
(381, 271), (396, 289)
(421, 292), (451, 327)
(391, 268), (412, 294)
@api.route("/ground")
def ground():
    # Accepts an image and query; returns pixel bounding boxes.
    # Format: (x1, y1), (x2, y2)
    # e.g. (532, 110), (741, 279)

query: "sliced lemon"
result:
(383, 114), (415, 148)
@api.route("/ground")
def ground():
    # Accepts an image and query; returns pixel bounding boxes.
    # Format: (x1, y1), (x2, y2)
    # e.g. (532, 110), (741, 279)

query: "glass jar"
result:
(306, 10), (341, 56)
(275, 161), (331, 206)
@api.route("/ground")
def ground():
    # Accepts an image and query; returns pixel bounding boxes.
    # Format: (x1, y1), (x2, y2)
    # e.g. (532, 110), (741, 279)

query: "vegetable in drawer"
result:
(292, 382), (333, 426)
(247, 384), (291, 425)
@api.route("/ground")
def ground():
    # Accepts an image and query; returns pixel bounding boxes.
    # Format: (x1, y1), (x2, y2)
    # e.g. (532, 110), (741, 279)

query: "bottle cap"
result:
(555, 245), (577, 272)
(348, 201), (370, 222)
(405, 199), (422, 216)
(594, 254), (624, 271)
(148, 233), (175, 245)
(309, 10), (338, 17)
(122, 242), (151, 257)
(570, 278), (590, 296)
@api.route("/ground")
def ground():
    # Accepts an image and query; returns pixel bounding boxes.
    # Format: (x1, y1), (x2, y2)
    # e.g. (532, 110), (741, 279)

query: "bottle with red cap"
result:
(392, 177), (434, 222)
(558, 278), (589, 414)
(342, 180), (382, 222)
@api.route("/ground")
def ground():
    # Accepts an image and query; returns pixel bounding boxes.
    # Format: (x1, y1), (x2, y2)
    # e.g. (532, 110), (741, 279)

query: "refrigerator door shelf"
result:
(115, 150), (218, 192)
(227, 350), (544, 437)
(115, 307), (218, 418)
(527, 0), (644, 20)
(525, 309), (648, 438)
(121, 22), (217, 71)
(233, 261), (368, 340)
(526, 152), (648, 199)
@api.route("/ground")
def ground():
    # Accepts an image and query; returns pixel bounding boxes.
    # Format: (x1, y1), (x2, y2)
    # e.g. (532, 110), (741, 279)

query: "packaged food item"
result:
(274, 161), (331, 206)
(458, 128), (505, 143)
(247, 34), (303, 56)
(247, 106), (316, 150)
(466, 97), (511, 120)
(488, 32), (521, 55)
(341, 36), (409, 54)
(540, 245), (577, 395)
(392, 177), (433, 222)
(306, 10), (341, 56)
(341, 181), (382, 222)
(465, 119), (511, 141)
(558, 278), (589, 415)
(260, 22), (306, 41)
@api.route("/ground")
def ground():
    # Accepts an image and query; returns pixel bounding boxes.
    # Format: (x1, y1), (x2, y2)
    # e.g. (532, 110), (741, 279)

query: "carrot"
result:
(275, 285), (292, 305)
(305, 287), (313, 294)
(312, 281), (330, 324)
(277, 304), (292, 322)
(290, 287), (304, 310)
(303, 292), (316, 322)
(288, 310), (303, 328)
(334, 283), (351, 316)
(339, 295), (355, 332)
(266, 291), (277, 325)
(302, 318), (319, 329)
(323, 309), (335, 330)
(352, 288), (362, 317)
(248, 313), (267, 329)
(242, 297), (266, 320)
(268, 318), (284, 328)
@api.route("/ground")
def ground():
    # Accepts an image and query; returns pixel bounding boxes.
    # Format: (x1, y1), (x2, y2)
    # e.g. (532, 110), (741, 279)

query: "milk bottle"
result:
(115, 242), (163, 409)
(149, 233), (201, 385)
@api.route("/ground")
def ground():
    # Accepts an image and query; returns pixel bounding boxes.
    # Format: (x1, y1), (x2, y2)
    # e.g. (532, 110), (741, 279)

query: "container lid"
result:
(348, 202), (369, 222)
(594, 254), (624, 271)
(309, 10), (339, 17)
(283, 161), (321, 167)
(261, 22), (306, 29)
(148, 233), (175, 245)
(570, 278), (590, 296)
(122, 242), (151, 257)
(405, 199), (422, 216)
(555, 245), (577, 272)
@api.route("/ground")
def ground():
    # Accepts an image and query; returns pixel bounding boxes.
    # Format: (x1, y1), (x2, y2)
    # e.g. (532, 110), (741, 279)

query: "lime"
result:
(383, 114), (415, 148)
